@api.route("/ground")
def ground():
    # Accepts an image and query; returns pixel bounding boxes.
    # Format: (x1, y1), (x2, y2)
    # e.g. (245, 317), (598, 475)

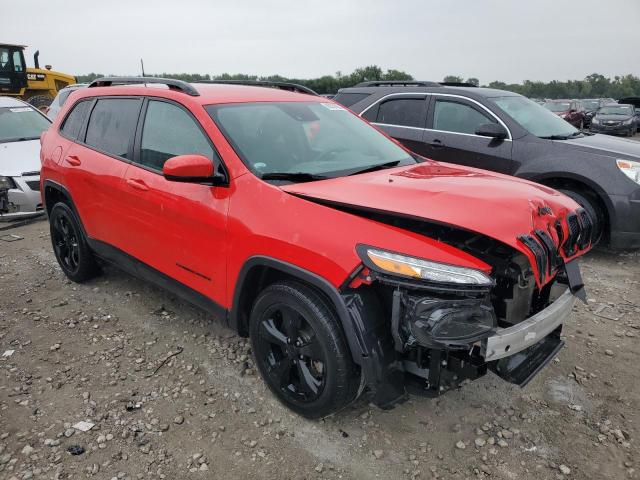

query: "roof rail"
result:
(88, 77), (200, 96)
(439, 82), (478, 87)
(194, 80), (318, 96)
(354, 80), (440, 88)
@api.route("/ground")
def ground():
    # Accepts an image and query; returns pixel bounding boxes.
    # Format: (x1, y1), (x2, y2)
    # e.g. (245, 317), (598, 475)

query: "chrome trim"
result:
(481, 289), (575, 362)
(359, 91), (513, 140)
(371, 122), (513, 141)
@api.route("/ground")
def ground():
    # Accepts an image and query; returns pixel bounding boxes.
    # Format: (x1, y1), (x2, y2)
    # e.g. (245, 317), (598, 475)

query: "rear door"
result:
(361, 95), (429, 156)
(422, 95), (513, 173)
(121, 98), (230, 303)
(62, 97), (142, 247)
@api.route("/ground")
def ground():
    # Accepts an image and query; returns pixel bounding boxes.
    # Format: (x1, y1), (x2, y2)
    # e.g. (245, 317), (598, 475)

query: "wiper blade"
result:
(539, 134), (571, 140)
(348, 160), (402, 176)
(260, 172), (328, 182)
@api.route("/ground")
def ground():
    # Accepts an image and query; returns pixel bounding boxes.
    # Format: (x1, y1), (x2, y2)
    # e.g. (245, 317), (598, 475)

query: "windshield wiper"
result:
(539, 134), (571, 140)
(260, 172), (328, 182)
(347, 160), (402, 176)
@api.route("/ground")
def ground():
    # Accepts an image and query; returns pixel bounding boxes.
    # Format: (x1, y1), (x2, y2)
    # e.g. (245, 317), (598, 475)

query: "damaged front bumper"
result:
(346, 262), (584, 408)
(481, 288), (575, 362)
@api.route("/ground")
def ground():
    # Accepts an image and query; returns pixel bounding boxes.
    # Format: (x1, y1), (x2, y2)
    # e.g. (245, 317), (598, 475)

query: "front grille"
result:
(535, 229), (562, 272)
(577, 209), (592, 249)
(564, 213), (580, 256)
(518, 234), (547, 283)
(25, 180), (40, 191)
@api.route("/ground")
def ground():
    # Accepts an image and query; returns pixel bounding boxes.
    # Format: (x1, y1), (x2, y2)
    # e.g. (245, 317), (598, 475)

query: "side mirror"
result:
(475, 123), (508, 140)
(162, 154), (227, 186)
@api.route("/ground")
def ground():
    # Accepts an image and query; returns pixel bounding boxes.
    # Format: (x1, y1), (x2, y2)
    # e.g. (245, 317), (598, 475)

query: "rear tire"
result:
(249, 281), (359, 418)
(26, 94), (54, 111)
(558, 188), (604, 246)
(49, 202), (100, 282)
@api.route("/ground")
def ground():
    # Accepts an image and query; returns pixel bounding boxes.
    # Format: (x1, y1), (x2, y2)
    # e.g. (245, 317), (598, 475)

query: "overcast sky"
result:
(6, 0), (639, 84)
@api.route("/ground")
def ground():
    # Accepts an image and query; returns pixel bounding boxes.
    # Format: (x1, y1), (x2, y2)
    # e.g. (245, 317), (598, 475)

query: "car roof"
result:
(337, 85), (521, 99)
(0, 96), (31, 108)
(73, 83), (323, 105)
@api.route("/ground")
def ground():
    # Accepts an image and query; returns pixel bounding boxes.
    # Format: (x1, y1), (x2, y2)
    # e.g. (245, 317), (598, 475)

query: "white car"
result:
(0, 96), (51, 221)
(46, 83), (88, 121)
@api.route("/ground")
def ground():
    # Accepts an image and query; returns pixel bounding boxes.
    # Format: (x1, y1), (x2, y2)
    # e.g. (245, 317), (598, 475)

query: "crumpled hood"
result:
(281, 162), (588, 284)
(0, 140), (42, 177)
(561, 133), (640, 160)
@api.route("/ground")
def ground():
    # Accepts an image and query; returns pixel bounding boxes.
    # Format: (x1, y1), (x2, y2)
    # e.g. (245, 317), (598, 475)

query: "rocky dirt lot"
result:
(0, 220), (639, 480)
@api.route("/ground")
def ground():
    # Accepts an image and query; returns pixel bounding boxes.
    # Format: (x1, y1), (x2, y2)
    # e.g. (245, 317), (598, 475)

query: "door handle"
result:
(428, 139), (445, 148)
(126, 178), (149, 191)
(64, 155), (81, 166)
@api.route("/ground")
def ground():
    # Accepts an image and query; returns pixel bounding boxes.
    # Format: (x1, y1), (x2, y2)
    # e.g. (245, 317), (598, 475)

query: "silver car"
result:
(46, 83), (88, 121)
(0, 96), (51, 221)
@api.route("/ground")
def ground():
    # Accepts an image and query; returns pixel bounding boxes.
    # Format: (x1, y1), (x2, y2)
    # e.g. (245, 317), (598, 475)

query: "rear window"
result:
(84, 98), (141, 158)
(332, 92), (371, 108)
(60, 100), (91, 139)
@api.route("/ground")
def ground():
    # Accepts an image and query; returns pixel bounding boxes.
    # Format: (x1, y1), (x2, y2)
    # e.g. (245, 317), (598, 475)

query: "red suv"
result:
(40, 77), (592, 418)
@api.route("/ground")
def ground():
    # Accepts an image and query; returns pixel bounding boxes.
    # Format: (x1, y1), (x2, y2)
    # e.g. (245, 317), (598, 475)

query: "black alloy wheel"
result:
(249, 281), (359, 418)
(49, 202), (100, 282)
(52, 212), (80, 274)
(255, 302), (326, 402)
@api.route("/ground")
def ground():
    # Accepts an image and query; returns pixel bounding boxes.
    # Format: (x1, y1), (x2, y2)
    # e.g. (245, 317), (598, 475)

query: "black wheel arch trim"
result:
(43, 180), (88, 237)
(230, 256), (368, 367)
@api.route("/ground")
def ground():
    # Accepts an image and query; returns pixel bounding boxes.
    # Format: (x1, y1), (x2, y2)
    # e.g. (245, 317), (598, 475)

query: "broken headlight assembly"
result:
(0, 176), (16, 190)
(358, 246), (493, 286)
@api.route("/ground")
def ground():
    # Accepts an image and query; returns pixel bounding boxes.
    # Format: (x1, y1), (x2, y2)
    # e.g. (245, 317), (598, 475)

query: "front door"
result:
(122, 98), (230, 305)
(422, 96), (513, 174)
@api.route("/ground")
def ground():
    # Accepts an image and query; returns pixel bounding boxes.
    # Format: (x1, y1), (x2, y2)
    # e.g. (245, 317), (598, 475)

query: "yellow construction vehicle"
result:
(0, 43), (76, 110)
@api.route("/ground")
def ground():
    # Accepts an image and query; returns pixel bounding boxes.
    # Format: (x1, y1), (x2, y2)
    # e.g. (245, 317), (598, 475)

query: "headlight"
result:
(0, 176), (16, 189)
(359, 247), (493, 285)
(591, 117), (600, 124)
(617, 159), (640, 184)
(624, 118), (634, 125)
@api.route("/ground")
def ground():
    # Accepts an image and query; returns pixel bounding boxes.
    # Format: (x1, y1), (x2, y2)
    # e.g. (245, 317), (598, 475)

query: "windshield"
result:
(491, 96), (578, 138)
(206, 102), (416, 180)
(598, 105), (633, 115)
(543, 101), (571, 112)
(583, 100), (600, 110)
(0, 106), (51, 143)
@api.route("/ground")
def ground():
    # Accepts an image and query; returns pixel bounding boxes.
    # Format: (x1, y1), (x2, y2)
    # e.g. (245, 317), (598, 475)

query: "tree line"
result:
(76, 67), (639, 99)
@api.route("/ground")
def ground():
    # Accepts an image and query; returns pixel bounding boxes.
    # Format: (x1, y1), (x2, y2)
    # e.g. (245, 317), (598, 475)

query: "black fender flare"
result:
(42, 180), (88, 236)
(230, 256), (368, 366)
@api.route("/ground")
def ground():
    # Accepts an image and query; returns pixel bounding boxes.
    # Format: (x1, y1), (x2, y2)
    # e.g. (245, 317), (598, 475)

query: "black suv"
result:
(335, 81), (640, 249)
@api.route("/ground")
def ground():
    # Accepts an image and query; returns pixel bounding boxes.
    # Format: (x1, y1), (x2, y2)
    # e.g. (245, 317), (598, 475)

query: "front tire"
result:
(249, 281), (359, 418)
(558, 189), (604, 246)
(49, 202), (100, 282)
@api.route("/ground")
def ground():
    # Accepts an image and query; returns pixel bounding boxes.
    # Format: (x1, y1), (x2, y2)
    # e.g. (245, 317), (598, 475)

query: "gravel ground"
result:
(0, 219), (639, 480)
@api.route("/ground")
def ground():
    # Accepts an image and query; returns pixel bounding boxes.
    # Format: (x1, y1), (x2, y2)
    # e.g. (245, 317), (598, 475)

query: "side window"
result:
(12, 51), (23, 72)
(376, 98), (426, 128)
(85, 98), (141, 158)
(139, 100), (215, 171)
(433, 100), (495, 135)
(60, 100), (91, 140)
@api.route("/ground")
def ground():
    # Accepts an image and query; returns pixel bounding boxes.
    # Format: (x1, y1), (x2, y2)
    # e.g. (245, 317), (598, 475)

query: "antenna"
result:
(140, 58), (145, 77)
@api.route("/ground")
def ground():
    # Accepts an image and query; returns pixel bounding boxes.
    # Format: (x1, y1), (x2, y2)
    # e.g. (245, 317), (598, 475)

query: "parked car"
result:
(581, 98), (602, 128)
(46, 83), (88, 120)
(334, 82), (640, 249)
(542, 99), (586, 129)
(618, 97), (640, 129)
(41, 77), (592, 418)
(0, 96), (50, 220)
(590, 104), (638, 137)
